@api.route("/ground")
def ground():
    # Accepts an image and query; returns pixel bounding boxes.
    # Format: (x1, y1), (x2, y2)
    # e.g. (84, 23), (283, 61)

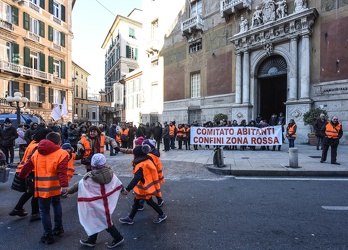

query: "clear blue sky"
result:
(72, 0), (142, 92)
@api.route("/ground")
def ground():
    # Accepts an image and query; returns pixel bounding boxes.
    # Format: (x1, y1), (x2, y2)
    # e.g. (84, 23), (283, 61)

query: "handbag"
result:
(11, 172), (26, 192)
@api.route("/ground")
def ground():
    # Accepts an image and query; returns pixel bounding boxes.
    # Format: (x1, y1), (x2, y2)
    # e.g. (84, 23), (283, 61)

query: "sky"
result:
(72, 0), (142, 93)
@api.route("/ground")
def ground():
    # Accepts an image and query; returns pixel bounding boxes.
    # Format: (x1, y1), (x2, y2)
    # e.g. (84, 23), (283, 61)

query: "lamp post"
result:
(5, 92), (28, 127)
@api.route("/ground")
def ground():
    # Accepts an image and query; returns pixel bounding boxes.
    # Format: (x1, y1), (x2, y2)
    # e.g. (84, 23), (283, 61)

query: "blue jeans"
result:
(288, 139), (295, 148)
(38, 195), (62, 237)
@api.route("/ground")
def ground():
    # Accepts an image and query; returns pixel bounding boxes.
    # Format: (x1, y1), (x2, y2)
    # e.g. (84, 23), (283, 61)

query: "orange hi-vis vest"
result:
(286, 124), (297, 138)
(16, 140), (38, 173)
(132, 159), (162, 200)
(169, 125), (175, 136)
(115, 134), (121, 144)
(183, 127), (190, 138)
(325, 122), (341, 139)
(80, 134), (105, 158)
(31, 149), (69, 198)
(176, 127), (185, 137)
(149, 153), (165, 185)
(120, 128), (129, 136)
(67, 153), (76, 181)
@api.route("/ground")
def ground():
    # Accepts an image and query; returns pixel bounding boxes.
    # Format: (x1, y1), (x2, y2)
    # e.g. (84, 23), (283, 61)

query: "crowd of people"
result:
(1, 110), (343, 247)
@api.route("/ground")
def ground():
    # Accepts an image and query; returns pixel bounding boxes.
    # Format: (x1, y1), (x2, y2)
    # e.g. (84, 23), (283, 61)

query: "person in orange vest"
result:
(169, 121), (177, 149)
(120, 125), (130, 149)
(176, 124), (185, 149)
(19, 132), (69, 245)
(119, 145), (167, 225)
(61, 140), (81, 182)
(183, 124), (191, 150)
(320, 116), (343, 165)
(286, 119), (297, 148)
(9, 128), (51, 222)
(77, 126), (118, 172)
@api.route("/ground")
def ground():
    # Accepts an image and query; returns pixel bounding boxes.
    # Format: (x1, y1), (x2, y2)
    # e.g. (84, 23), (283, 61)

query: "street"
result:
(1, 163), (348, 249)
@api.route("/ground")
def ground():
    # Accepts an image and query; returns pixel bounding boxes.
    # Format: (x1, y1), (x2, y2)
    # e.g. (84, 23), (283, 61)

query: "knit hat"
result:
(133, 145), (151, 157)
(4, 118), (11, 123)
(143, 139), (156, 149)
(91, 153), (106, 169)
(61, 140), (72, 150)
(135, 136), (145, 145)
(88, 125), (101, 134)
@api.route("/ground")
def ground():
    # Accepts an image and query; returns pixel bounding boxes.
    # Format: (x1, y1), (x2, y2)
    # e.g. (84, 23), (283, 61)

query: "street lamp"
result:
(6, 92), (28, 127)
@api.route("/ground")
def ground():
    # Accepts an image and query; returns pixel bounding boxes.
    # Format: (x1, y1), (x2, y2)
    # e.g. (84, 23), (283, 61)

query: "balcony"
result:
(220, 0), (252, 18)
(181, 14), (204, 39)
(51, 42), (62, 52)
(27, 102), (42, 108)
(27, 1), (41, 13)
(52, 15), (62, 25)
(0, 19), (14, 31)
(146, 40), (160, 56)
(0, 60), (61, 84)
(26, 31), (41, 43)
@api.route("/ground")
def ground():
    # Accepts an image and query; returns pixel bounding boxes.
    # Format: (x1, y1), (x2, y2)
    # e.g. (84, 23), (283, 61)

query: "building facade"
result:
(159, 0), (348, 143)
(72, 60), (89, 123)
(0, 0), (73, 122)
(101, 9), (142, 125)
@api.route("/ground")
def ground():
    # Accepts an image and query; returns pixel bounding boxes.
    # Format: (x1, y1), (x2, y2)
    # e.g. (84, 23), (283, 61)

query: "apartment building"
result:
(0, 0), (73, 122)
(101, 8), (142, 125)
(72, 60), (89, 123)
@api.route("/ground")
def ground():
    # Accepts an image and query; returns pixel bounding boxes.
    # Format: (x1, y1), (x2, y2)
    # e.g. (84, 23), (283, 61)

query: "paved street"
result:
(1, 144), (348, 249)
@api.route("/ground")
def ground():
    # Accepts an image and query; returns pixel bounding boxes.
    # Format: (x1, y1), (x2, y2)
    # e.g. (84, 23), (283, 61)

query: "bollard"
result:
(289, 148), (298, 168)
(213, 147), (225, 168)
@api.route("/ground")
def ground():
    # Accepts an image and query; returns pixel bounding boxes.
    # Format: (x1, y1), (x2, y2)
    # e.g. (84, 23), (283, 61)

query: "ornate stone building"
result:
(161, 0), (348, 143)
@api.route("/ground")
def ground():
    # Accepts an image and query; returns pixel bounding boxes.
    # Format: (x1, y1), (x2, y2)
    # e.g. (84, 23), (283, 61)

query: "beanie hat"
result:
(91, 153), (106, 169)
(135, 136), (145, 146)
(61, 140), (72, 150)
(133, 145), (151, 157)
(88, 125), (101, 134)
(4, 118), (11, 123)
(143, 139), (156, 149)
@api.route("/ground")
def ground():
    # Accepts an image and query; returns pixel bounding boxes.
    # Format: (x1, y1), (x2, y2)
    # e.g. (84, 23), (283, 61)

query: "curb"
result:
(206, 164), (348, 177)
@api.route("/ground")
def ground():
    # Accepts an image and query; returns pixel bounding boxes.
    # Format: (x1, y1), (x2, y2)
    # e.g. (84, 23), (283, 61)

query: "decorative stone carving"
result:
(264, 43), (273, 56)
(294, 0), (307, 13)
(275, 0), (287, 19)
(251, 6), (263, 27)
(239, 15), (249, 33)
(291, 109), (302, 118)
(262, 0), (276, 23)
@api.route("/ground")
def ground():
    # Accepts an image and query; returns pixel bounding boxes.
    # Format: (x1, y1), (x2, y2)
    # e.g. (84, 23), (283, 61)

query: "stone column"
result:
(242, 51), (250, 103)
(300, 35), (310, 99)
(235, 52), (242, 104)
(289, 37), (298, 100)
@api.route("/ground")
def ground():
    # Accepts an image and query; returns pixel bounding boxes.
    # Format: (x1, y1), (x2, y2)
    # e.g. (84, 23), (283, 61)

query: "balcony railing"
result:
(181, 14), (204, 35)
(28, 1), (41, 13)
(220, 0), (252, 18)
(27, 31), (41, 43)
(0, 19), (14, 31)
(52, 16), (62, 25)
(51, 42), (62, 51)
(0, 60), (62, 83)
(27, 102), (42, 108)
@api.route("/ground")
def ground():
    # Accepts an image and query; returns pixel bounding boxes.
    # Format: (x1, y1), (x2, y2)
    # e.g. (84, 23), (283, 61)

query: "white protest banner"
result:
(190, 126), (282, 146)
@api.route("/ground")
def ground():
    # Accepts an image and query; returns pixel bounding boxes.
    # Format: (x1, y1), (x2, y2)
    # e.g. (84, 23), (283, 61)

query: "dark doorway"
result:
(259, 74), (287, 123)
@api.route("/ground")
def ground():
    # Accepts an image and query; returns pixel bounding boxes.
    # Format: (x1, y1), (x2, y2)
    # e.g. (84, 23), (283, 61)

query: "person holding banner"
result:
(286, 119), (297, 148)
(273, 121), (284, 151)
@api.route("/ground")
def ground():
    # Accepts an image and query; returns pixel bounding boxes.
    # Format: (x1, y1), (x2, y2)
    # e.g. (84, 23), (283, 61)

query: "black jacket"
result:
(0, 125), (18, 147)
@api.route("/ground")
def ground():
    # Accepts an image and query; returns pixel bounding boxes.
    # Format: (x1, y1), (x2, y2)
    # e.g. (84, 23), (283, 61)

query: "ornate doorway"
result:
(257, 55), (287, 122)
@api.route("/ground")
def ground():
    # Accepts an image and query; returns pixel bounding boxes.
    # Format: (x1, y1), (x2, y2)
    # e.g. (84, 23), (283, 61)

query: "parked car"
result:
(0, 114), (41, 128)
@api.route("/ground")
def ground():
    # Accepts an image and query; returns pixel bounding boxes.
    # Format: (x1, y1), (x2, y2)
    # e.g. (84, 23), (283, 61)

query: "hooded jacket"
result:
(24, 122), (38, 144)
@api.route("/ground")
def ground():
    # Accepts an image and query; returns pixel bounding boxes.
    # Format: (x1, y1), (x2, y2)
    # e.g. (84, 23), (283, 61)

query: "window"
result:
(30, 17), (39, 35)
(53, 2), (60, 18)
(189, 41), (202, 53)
(129, 27), (135, 39)
(126, 45), (138, 60)
(53, 59), (60, 77)
(30, 51), (39, 69)
(30, 0), (39, 4)
(151, 19), (158, 39)
(190, 0), (202, 17)
(81, 87), (84, 99)
(53, 29), (61, 45)
(0, 41), (11, 62)
(0, 2), (13, 23)
(53, 89), (61, 103)
(30, 85), (40, 102)
(190, 72), (200, 98)
(75, 85), (78, 97)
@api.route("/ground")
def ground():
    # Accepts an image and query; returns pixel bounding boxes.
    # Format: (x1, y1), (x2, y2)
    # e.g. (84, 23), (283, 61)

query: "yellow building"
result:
(0, 0), (73, 123)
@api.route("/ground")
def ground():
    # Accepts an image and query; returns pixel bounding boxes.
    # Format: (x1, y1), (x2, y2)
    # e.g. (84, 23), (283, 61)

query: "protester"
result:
(320, 116), (343, 165)
(0, 118), (18, 164)
(67, 154), (124, 248)
(314, 114), (326, 150)
(286, 119), (297, 148)
(24, 121), (39, 144)
(119, 145), (167, 225)
(61, 140), (79, 182)
(19, 132), (69, 245)
(17, 124), (28, 161)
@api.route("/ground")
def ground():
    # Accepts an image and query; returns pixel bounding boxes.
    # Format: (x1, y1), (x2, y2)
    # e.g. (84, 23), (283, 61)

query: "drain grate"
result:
(309, 156), (321, 158)
(241, 157), (249, 159)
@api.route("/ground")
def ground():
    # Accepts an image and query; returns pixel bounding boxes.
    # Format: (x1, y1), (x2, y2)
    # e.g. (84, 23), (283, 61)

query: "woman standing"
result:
(286, 119), (297, 148)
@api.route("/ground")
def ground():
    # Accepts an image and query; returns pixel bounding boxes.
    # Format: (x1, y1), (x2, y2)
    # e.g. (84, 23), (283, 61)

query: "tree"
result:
(303, 108), (328, 133)
(213, 113), (228, 124)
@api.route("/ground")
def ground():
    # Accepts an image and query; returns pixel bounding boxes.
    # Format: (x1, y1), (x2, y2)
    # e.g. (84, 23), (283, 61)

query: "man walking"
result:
(320, 116), (343, 165)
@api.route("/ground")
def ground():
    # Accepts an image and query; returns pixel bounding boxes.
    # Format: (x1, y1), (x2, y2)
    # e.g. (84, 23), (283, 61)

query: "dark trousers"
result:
(0, 145), (14, 164)
(316, 136), (323, 149)
(155, 138), (161, 150)
(88, 224), (122, 243)
(288, 139), (295, 148)
(170, 137), (175, 149)
(129, 197), (163, 220)
(14, 192), (39, 214)
(19, 144), (27, 162)
(321, 144), (338, 163)
(164, 138), (170, 151)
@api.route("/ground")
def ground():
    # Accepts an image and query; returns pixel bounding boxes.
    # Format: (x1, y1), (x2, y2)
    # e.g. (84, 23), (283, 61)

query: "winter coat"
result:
(68, 124), (80, 146)
(0, 124), (18, 147)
